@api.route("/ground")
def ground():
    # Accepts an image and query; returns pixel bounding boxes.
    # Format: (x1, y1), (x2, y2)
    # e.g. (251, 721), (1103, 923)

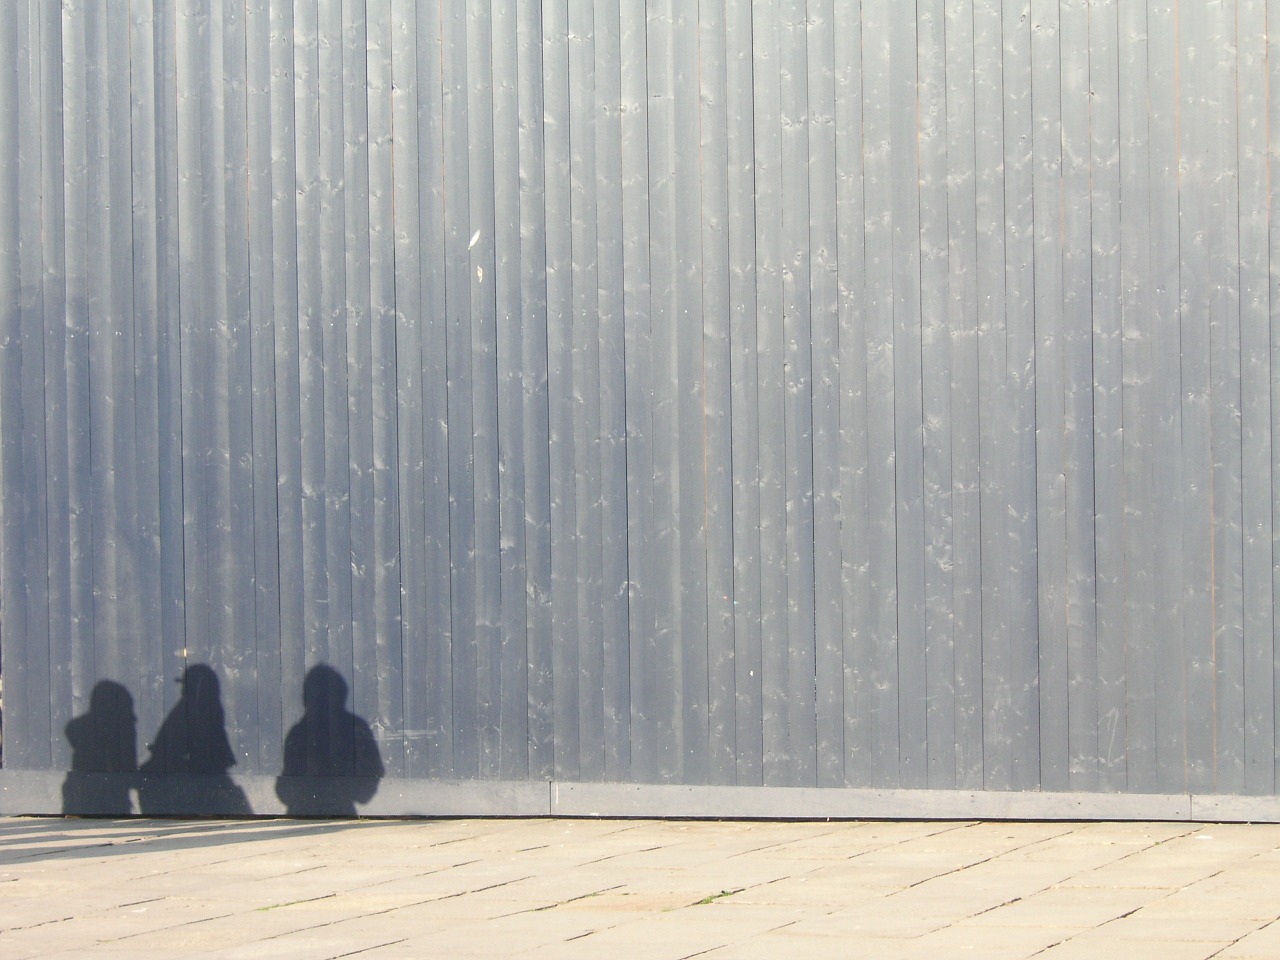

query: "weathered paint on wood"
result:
(1237, 0), (1273, 797)
(3, 0), (1280, 812)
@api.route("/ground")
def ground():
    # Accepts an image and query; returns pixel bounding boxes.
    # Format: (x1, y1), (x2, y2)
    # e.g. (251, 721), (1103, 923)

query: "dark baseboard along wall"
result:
(4, 771), (1280, 824)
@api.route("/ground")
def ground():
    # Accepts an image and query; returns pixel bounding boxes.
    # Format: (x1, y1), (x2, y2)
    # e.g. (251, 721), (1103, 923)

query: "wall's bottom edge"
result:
(3, 769), (1278, 822)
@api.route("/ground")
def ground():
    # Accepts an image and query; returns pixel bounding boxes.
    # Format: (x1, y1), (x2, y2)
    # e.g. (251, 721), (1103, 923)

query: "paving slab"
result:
(1132, 887), (1280, 922)
(924, 920), (1090, 956)
(699, 930), (920, 960)
(1216, 920), (1280, 959)
(978, 884), (1168, 928)
(1090, 914), (1265, 943)
(1034, 935), (1232, 959)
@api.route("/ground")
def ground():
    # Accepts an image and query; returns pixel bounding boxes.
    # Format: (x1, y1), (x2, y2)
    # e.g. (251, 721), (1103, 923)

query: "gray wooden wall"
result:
(2, 0), (1278, 804)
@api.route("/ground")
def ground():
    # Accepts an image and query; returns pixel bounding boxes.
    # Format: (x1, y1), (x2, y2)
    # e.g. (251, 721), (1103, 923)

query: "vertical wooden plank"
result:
(40, 0), (73, 770)
(113, 0), (145, 722)
(293, 0), (333, 770)
(1002, 0), (1039, 792)
(202, 0), (242, 753)
(365, 0), (405, 779)
(1236, 0), (1270, 796)
(0, 0), (16, 755)
(1207, 0), (1245, 795)
(467, 0), (503, 780)
(567, 0), (604, 781)
(1031, 0), (1069, 791)
(751, 0), (790, 786)
(59, 0), (97, 763)
(861, 0), (901, 789)
(918, 0), (955, 790)
(808, 0), (843, 789)
(79, 0), (109, 711)
(728, 0), (763, 787)
(517, 0), (553, 780)
(1270, 0), (1280, 797)
(973, 0), (1011, 791)
(1118, 0), (1158, 793)
(244, 0), (282, 773)
(318, 0), (355, 765)
(106, 0), (141, 715)
(889, 0), (927, 789)
(272, 0), (307, 776)
(153, 0), (187, 769)
(389, 0), (424, 773)
(87, 0), (129, 716)
(443, 0), (480, 778)
(491, 0), (530, 781)
(127, 0), (171, 771)
(391, 0), (427, 777)
(0, 0), (26, 749)
(1177, 0), (1216, 793)
(945, 0), (984, 792)
(700, 0), (736, 787)
(780, 0), (817, 787)
(673, 0), (709, 787)
(178, 0), (221, 747)
(174, 0), (207, 755)
(343, 0), (379, 773)
(643, 0), (681, 783)
(619, 0), (654, 784)
(1148, 0), (1186, 794)
(595, 0), (631, 782)
(619, 1), (658, 786)
(416, 0), (455, 780)
(340, 0), (378, 773)
(1, 0), (49, 769)
(220, 0), (257, 772)
(836, 0), (872, 788)
(23, 0), (55, 767)
(664, 4), (714, 771)
(1059, 0), (1100, 792)
(196, 0), (232, 729)
(543, 0), (580, 780)
(1089, 0), (1127, 792)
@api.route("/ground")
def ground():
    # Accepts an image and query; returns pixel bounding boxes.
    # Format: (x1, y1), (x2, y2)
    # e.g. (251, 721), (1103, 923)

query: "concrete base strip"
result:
(549, 782), (1195, 822)
(5, 768), (1280, 821)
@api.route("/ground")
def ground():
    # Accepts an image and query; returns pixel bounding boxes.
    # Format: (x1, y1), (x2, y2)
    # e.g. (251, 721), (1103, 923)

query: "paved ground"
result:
(3, 817), (1280, 959)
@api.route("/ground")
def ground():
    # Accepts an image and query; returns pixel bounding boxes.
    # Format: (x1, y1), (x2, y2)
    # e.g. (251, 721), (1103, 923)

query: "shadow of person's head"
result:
(178, 663), (222, 710)
(67, 680), (137, 773)
(89, 679), (134, 717)
(62, 680), (138, 815)
(141, 662), (237, 776)
(302, 664), (348, 716)
(277, 664), (385, 815)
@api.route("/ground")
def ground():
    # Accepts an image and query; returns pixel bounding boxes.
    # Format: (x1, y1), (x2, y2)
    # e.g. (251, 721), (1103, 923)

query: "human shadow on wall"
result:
(275, 665), (384, 816)
(61, 680), (138, 815)
(136, 664), (253, 815)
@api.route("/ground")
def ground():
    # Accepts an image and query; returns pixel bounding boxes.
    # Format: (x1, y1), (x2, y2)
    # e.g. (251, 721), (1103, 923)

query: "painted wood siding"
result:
(2, 0), (1279, 799)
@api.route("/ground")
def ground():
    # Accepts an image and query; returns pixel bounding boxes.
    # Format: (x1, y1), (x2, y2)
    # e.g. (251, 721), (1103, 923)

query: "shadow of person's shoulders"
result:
(134, 665), (253, 816)
(275, 665), (384, 817)
(61, 681), (137, 815)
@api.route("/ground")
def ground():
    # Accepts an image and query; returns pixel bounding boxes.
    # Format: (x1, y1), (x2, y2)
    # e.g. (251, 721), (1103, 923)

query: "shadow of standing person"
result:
(137, 664), (252, 815)
(62, 681), (138, 814)
(276, 665), (384, 816)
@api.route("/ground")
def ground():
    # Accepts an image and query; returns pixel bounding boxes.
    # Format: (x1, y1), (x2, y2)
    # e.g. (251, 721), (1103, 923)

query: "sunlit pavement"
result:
(3, 816), (1280, 958)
